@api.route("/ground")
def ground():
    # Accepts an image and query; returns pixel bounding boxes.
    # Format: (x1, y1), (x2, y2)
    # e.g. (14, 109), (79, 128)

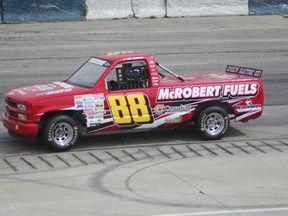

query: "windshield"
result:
(67, 58), (110, 88)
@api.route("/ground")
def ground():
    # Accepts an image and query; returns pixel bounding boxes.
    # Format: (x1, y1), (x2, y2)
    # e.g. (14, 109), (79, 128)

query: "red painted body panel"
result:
(2, 112), (39, 136)
(3, 52), (264, 138)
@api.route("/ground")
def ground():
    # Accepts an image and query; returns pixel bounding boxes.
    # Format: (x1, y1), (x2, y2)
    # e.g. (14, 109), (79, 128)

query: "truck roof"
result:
(95, 51), (152, 62)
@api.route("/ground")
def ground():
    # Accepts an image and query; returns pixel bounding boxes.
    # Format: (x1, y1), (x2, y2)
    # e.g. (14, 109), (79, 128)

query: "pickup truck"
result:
(3, 52), (264, 151)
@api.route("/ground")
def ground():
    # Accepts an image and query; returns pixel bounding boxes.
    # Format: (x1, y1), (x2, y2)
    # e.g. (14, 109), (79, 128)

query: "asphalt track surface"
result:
(0, 15), (288, 216)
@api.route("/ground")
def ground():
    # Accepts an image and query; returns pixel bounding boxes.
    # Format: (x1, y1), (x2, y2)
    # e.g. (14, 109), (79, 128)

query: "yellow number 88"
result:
(107, 93), (152, 125)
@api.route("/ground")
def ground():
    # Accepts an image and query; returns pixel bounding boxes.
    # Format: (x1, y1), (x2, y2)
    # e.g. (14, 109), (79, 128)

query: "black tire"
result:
(42, 115), (79, 152)
(196, 106), (230, 140)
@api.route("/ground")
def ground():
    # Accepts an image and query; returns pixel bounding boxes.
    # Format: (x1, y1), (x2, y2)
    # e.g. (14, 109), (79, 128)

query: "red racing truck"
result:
(3, 52), (264, 151)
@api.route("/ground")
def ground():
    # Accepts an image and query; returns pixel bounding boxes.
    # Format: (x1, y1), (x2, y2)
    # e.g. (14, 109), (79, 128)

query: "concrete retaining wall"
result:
(133, 0), (166, 18)
(85, 0), (132, 20)
(85, 0), (249, 20)
(0, 0), (287, 23)
(86, 0), (288, 20)
(167, 0), (249, 17)
(86, 0), (166, 19)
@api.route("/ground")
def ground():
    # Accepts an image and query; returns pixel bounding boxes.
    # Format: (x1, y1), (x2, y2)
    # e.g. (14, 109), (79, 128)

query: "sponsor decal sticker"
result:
(123, 57), (144, 61)
(165, 104), (190, 112)
(74, 94), (105, 127)
(36, 88), (72, 96)
(151, 76), (160, 86)
(236, 99), (262, 113)
(11, 83), (73, 96)
(35, 84), (56, 91)
(89, 58), (109, 66)
(149, 59), (157, 72)
(157, 83), (259, 101)
(53, 81), (74, 89)
(226, 65), (262, 77)
(23, 86), (41, 92)
(164, 115), (182, 124)
(154, 104), (165, 115)
(154, 104), (190, 115)
(8, 89), (26, 96)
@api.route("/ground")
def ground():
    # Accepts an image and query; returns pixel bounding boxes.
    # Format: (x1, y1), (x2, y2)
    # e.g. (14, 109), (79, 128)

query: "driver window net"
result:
(116, 62), (149, 89)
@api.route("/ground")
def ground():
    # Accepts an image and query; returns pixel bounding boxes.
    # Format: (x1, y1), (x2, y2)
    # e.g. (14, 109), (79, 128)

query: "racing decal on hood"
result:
(7, 89), (27, 96)
(7, 81), (74, 96)
(36, 82), (74, 96)
(157, 83), (259, 101)
(35, 84), (56, 91)
(53, 81), (73, 89)
(36, 88), (72, 96)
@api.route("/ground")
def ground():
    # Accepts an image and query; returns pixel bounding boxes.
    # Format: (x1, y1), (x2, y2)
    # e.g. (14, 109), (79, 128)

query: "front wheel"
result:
(196, 106), (230, 140)
(42, 115), (79, 151)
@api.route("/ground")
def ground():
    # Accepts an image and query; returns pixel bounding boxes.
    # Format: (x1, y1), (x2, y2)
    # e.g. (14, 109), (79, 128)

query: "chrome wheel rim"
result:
(204, 112), (225, 136)
(52, 122), (74, 146)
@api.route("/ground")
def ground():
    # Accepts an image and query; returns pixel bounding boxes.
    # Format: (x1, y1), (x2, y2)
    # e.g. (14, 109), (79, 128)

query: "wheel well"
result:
(38, 110), (84, 130)
(192, 101), (233, 122)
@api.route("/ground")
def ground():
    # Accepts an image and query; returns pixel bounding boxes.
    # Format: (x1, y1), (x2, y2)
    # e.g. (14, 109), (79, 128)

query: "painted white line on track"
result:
(0, 70), (13, 73)
(154, 207), (288, 216)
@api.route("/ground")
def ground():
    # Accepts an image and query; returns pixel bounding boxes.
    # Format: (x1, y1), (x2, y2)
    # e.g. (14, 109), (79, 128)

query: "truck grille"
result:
(8, 110), (18, 119)
(5, 97), (32, 122)
(6, 97), (17, 109)
(5, 97), (20, 120)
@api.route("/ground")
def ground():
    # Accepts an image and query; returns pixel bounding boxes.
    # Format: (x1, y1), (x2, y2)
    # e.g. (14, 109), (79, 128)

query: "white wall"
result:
(86, 0), (133, 20)
(86, 0), (249, 20)
(167, 0), (249, 17)
(133, 0), (166, 18)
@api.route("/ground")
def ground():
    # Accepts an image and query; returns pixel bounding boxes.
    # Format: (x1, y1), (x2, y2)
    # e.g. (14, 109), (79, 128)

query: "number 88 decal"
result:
(107, 93), (153, 125)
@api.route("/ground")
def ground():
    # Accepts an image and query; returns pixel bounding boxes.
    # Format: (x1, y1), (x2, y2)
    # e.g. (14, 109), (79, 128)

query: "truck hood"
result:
(6, 81), (87, 102)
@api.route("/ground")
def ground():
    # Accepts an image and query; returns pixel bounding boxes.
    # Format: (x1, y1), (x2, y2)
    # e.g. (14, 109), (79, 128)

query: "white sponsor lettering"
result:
(223, 83), (258, 97)
(157, 83), (259, 101)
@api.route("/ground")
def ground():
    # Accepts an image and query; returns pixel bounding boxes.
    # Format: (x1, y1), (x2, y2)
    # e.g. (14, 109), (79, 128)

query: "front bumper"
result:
(2, 112), (39, 137)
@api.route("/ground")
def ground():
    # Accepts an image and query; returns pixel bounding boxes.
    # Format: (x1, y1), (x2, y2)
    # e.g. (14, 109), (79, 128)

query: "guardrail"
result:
(0, 0), (287, 23)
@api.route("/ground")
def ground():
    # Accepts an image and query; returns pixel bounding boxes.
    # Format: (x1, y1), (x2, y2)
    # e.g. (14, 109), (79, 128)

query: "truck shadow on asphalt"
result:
(2, 126), (246, 155)
(76, 127), (245, 149)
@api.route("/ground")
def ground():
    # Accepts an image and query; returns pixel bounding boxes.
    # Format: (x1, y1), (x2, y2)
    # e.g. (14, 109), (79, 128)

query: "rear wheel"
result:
(196, 106), (230, 140)
(42, 115), (79, 151)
